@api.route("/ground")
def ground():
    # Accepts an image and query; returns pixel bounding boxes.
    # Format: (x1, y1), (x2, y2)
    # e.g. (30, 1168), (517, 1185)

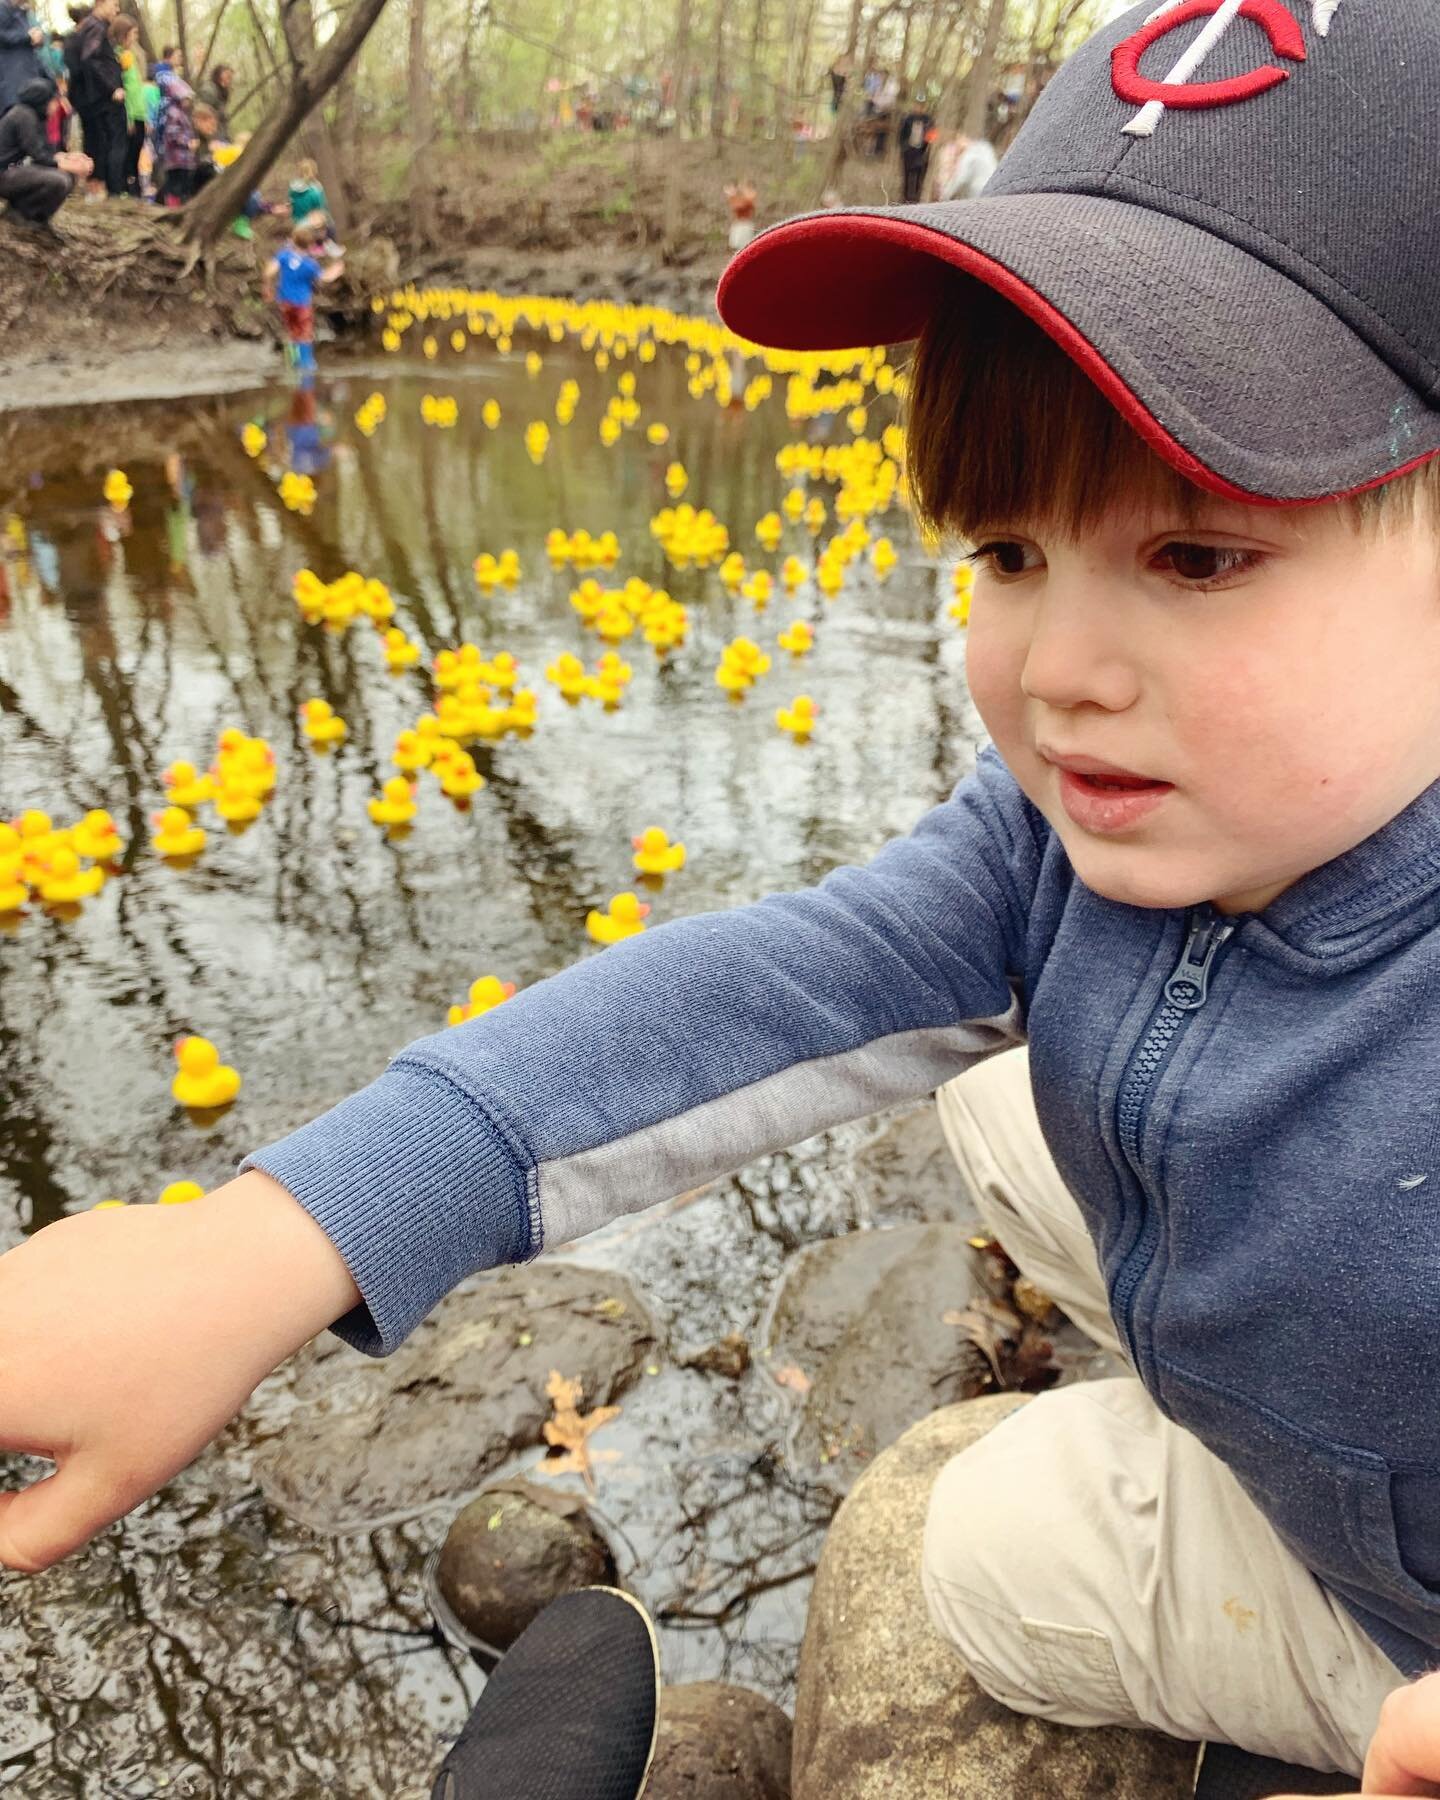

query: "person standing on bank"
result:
(0, 0), (42, 116)
(0, 75), (91, 233)
(897, 89), (934, 203)
(71, 0), (125, 196)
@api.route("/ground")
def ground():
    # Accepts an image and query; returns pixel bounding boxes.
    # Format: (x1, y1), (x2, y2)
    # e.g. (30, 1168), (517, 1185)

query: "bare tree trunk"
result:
(179, 0), (392, 244)
(407, 0), (434, 239)
(962, 0), (1007, 136)
(743, 0), (766, 134)
(174, 0), (188, 71)
(197, 0), (233, 79)
(661, 0), (695, 255)
(711, 0), (733, 137)
(281, 0), (352, 234)
(897, 0), (915, 90)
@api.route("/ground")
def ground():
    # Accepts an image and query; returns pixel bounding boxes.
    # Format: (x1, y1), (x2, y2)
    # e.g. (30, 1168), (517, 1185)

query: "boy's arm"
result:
(261, 255), (278, 300)
(245, 747), (1044, 1355)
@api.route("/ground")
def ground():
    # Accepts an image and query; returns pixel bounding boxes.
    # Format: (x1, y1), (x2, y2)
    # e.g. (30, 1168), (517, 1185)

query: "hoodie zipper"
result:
(1111, 904), (1235, 1361)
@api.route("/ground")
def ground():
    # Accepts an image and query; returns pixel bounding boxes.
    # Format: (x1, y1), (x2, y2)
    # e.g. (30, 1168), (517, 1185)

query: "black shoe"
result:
(1195, 1741), (1357, 1798)
(7, 214), (63, 244)
(431, 1586), (660, 1800)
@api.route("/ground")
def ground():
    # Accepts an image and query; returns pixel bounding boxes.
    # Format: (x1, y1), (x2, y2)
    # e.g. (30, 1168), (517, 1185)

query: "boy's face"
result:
(964, 493), (1440, 914)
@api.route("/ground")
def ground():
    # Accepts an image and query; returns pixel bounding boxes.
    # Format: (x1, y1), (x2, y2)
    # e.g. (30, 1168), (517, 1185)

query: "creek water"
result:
(0, 331), (983, 1794)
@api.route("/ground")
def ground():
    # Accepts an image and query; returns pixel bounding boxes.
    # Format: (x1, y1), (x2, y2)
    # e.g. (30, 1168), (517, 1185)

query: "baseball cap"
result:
(716, 1), (1440, 506)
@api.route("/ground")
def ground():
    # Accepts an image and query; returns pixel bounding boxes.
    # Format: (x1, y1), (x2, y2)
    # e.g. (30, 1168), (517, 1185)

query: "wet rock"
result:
(436, 1479), (616, 1651)
(846, 1101), (976, 1227)
(681, 1332), (752, 1380)
(765, 1225), (987, 1492)
(793, 1397), (1195, 1800)
(649, 1682), (792, 1800)
(256, 1262), (655, 1533)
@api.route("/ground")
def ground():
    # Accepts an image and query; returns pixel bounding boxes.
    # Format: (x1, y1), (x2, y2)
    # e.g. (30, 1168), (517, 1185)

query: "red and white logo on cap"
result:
(1113, 0), (1340, 136)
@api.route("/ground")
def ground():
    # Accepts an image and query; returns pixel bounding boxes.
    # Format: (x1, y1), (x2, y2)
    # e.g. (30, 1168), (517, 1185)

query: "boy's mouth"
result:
(1040, 749), (1168, 790)
(1041, 750), (1174, 833)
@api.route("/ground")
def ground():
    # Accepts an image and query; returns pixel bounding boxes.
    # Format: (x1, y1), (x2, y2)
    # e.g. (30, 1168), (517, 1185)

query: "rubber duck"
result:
(871, 536), (898, 576)
(664, 460), (688, 498)
(632, 827), (686, 875)
(241, 422), (267, 458)
(223, 737), (277, 797)
(482, 398), (501, 429)
(0, 834), (27, 910)
(546, 527), (571, 563)
(525, 350), (542, 376)
(383, 627), (421, 670)
(213, 782), (262, 824)
(754, 511), (783, 552)
(599, 416), (622, 447)
(368, 776), (418, 827)
(803, 495), (827, 533)
(435, 644), (484, 691)
(38, 845), (104, 905)
(436, 749), (485, 801)
(742, 570), (774, 608)
(172, 1035), (241, 1109)
(393, 728), (433, 772)
(781, 486), (806, 521)
(503, 688), (538, 734)
(525, 420), (550, 463)
(478, 651), (521, 691)
(103, 468), (133, 510)
(447, 974), (517, 1026)
(14, 809), (58, 878)
(151, 806), (206, 859)
(163, 761), (214, 809)
(777, 695), (819, 739)
(496, 548), (521, 585)
(817, 559), (845, 598)
(70, 809), (124, 863)
(586, 891), (650, 945)
(301, 698), (347, 744)
(546, 652), (589, 701)
(158, 1180), (205, 1205)
(778, 620), (814, 656)
(781, 555), (808, 592)
(473, 552), (502, 589)
(360, 579), (396, 622)
(646, 422), (670, 445)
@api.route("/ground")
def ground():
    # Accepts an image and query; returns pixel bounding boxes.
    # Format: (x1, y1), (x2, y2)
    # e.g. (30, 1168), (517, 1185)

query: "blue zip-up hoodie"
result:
(244, 746), (1440, 1680)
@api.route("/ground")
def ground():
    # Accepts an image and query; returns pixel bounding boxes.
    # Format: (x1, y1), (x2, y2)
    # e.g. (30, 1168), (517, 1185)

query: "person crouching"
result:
(0, 77), (91, 235)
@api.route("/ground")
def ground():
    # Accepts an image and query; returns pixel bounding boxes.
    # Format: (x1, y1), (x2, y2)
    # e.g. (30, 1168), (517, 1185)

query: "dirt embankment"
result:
(0, 131), (899, 409)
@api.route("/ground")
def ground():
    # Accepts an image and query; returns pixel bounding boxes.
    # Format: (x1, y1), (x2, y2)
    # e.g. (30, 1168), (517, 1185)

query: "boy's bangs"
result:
(904, 271), (1212, 546)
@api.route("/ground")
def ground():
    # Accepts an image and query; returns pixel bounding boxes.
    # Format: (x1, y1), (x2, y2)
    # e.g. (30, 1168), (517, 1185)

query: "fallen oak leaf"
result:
(535, 1368), (623, 1492)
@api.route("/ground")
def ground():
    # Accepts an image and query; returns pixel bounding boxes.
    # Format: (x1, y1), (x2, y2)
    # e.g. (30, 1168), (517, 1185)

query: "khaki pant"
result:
(923, 1048), (1408, 1777)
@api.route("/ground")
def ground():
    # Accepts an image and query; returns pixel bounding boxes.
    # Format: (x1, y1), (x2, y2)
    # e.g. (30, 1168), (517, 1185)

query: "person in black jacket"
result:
(71, 0), (124, 195)
(0, 76), (91, 231)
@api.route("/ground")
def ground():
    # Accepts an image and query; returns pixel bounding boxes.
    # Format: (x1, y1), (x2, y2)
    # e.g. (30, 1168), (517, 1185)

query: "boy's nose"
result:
(1019, 602), (1140, 715)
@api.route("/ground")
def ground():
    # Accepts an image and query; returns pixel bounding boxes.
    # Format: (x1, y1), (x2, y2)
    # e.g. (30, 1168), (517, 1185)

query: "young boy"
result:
(262, 221), (343, 372)
(3, 1), (1440, 1789)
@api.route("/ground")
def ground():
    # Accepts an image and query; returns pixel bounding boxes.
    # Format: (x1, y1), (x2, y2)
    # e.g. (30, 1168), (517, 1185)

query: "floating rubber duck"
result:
(163, 761), (214, 809)
(158, 1181), (205, 1205)
(103, 468), (133, 510)
(646, 422), (670, 445)
(715, 637), (771, 694)
(777, 695), (819, 740)
(478, 650), (521, 691)
(777, 620), (814, 656)
(524, 420), (550, 463)
(358, 579), (396, 623)
(741, 570), (774, 608)
(38, 845), (104, 905)
(599, 416), (622, 448)
(664, 460), (687, 498)
(871, 536), (898, 577)
(781, 486), (806, 520)
(172, 1035), (241, 1109)
(435, 748), (485, 801)
(546, 652), (589, 701)
(368, 776), (418, 827)
(447, 974), (517, 1026)
(503, 688), (538, 734)
(219, 736), (276, 798)
(781, 555), (808, 592)
(0, 835), (27, 910)
(301, 698), (347, 744)
(393, 728), (433, 772)
(586, 891), (650, 945)
(525, 350), (542, 376)
(14, 810), (58, 879)
(70, 809), (124, 863)
(754, 511), (783, 552)
(151, 806), (206, 859)
(383, 627), (421, 670)
(213, 782), (262, 825)
(632, 827), (685, 875)
(482, 398), (501, 429)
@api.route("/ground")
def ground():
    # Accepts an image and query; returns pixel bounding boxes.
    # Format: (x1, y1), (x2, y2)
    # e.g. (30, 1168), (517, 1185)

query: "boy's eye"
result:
(968, 540), (1039, 577)
(1152, 542), (1261, 585)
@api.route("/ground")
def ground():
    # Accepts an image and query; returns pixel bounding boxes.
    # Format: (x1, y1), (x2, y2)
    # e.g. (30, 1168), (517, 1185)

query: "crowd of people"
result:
(0, 0), (247, 232)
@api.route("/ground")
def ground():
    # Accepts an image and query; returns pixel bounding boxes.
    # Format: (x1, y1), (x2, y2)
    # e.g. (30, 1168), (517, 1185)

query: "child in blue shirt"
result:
(5, 3), (1440, 1789)
(262, 222), (343, 371)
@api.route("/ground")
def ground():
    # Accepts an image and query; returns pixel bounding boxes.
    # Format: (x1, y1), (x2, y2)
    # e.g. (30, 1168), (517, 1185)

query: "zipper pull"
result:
(1164, 907), (1234, 1011)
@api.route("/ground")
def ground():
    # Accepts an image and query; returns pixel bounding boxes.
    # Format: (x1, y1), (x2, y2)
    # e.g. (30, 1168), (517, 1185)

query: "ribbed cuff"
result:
(240, 1058), (533, 1356)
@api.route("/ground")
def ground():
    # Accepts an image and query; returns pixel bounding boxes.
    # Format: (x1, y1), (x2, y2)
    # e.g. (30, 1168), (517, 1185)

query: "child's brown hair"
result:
(291, 223), (320, 250)
(904, 270), (1440, 545)
(108, 13), (138, 43)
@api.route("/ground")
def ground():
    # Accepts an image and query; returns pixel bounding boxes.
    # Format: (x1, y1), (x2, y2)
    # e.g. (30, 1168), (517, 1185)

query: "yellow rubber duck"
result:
(220, 737), (276, 797)
(213, 782), (262, 824)
(163, 761), (214, 809)
(473, 552), (502, 589)
(754, 511), (783, 552)
(241, 422), (267, 458)
(664, 461), (688, 498)
(482, 398), (501, 429)
(525, 350), (542, 376)
(781, 555), (808, 592)
(646, 422), (670, 445)
(383, 627), (421, 670)
(368, 776), (418, 827)
(38, 845), (104, 905)
(742, 570), (774, 608)
(781, 487), (806, 520)
(301, 698), (347, 744)
(70, 809), (124, 862)
(778, 620), (814, 656)
(0, 853), (27, 910)
(525, 420), (550, 463)
(447, 974), (517, 1026)
(546, 652), (589, 700)
(151, 806), (206, 859)
(777, 695), (819, 739)
(360, 579), (396, 622)
(435, 644), (484, 691)
(158, 1181), (205, 1205)
(871, 536), (898, 576)
(103, 468), (133, 509)
(503, 689), (538, 734)
(586, 891), (650, 945)
(436, 749), (485, 801)
(172, 1035), (241, 1109)
(14, 810), (58, 878)
(393, 728), (433, 772)
(478, 651), (520, 692)
(632, 827), (686, 875)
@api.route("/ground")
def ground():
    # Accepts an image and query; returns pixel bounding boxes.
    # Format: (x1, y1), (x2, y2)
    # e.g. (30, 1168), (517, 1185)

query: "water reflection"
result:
(0, 338), (983, 1788)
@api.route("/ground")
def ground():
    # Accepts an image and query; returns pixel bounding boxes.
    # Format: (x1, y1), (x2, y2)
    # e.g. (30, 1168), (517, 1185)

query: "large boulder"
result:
(649, 1682), (792, 1799)
(765, 1226), (988, 1492)
(256, 1262), (654, 1533)
(792, 1396), (1196, 1800)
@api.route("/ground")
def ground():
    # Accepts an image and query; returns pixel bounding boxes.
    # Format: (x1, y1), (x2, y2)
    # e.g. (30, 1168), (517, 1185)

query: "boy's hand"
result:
(0, 1170), (359, 1573)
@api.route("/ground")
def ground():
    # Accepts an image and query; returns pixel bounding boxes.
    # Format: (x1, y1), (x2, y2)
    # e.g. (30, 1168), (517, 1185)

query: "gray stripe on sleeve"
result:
(535, 1003), (1023, 1252)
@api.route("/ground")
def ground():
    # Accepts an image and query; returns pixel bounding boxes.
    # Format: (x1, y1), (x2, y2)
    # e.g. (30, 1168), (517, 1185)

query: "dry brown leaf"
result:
(535, 1368), (623, 1492)
(772, 1363), (812, 1395)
